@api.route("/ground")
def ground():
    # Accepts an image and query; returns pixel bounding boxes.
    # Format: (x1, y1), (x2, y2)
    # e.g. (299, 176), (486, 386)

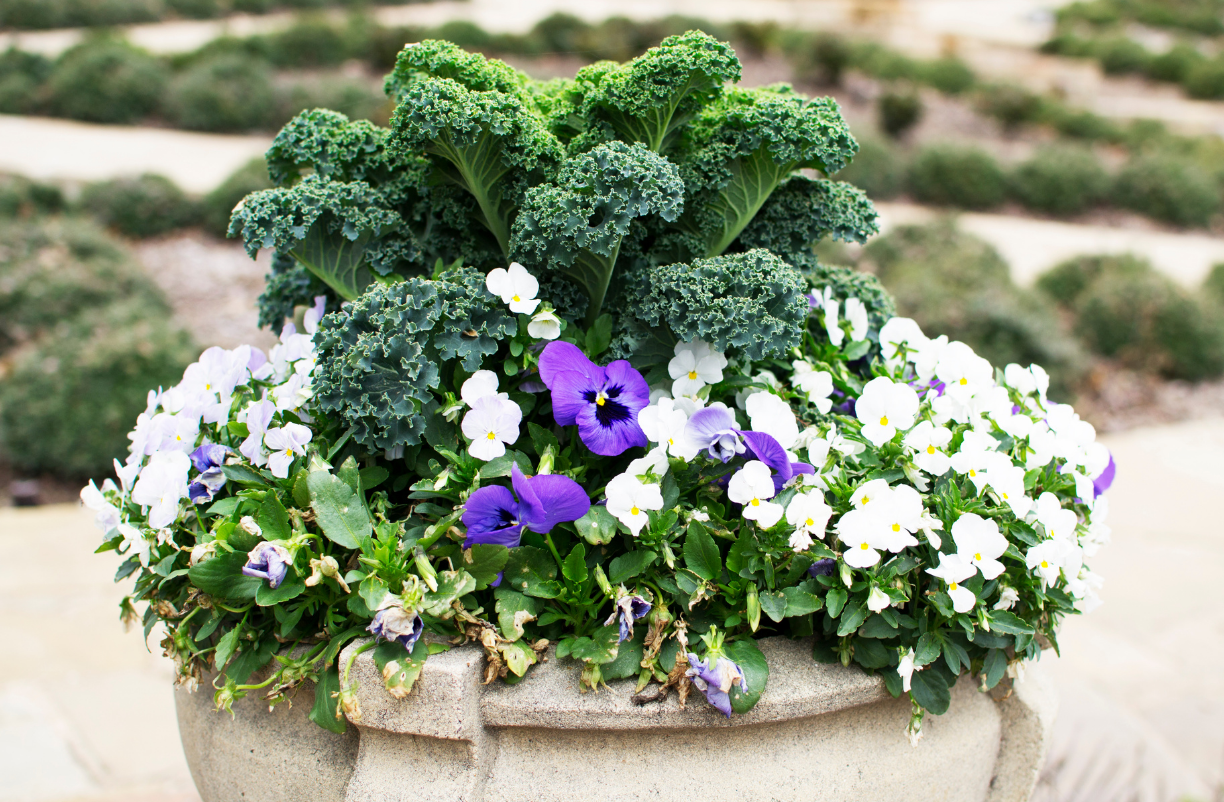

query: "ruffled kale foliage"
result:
(629, 249), (810, 362)
(314, 265), (516, 450)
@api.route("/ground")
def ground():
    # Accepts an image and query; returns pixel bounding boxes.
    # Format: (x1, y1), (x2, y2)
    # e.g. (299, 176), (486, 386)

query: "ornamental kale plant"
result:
(87, 34), (1112, 741)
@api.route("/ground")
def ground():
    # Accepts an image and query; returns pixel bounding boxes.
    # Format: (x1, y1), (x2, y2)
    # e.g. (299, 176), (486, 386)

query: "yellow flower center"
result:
(631, 506), (640, 516)
(959, 378), (968, 386)
(486, 432), (497, 440)
(805, 517), (814, 527)
(205, 383), (212, 390)
(596, 393), (606, 407)
(891, 523), (900, 532)
(1002, 491), (1009, 499)
(750, 498), (760, 507)
(949, 582), (959, 591)
(879, 415), (889, 426)
(512, 294), (521, 302)
(974, 552), (982, 561)
(969, 469), (976, 477)
(1040, 560), (1049, 569)
(927, 445), (936, 454)
(860, 495), (870, 505)
(860, 542), (869, 550)
(668, 438), (674, 445)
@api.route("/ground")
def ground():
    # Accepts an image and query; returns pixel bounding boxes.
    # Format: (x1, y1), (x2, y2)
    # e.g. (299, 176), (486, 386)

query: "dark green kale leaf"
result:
(737, 175), (879, 256)
(257, 250), (327, 335)
(631, 249), (809, 361)
(313, 266), (516, 451)
(229, 175), (402, 301)
(670, 85), (860, 259)
(265, 109), (394, 187)
(383, 40), (527, 100)
(510, 141), (683, 324)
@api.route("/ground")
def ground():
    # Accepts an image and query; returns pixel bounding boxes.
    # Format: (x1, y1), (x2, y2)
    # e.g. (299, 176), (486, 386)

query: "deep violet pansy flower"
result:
(740, 430), (814, 493)
(367, 596), (425, 652)
(242, 542), (292, 589)
(605, 591), (652, 643)
(1093, 453), (1116, 498)
(463, 463), (590, 549)
(537, 341), (649, 456)
(681, 404), (744, 463)
(808, 558), (837, 577)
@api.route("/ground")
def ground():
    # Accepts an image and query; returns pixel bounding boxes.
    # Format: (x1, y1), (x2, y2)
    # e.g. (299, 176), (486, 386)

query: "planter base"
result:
(176, 637), (1055, 802)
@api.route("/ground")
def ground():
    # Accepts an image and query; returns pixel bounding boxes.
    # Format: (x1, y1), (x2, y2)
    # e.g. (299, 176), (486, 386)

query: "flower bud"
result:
(412, 551), (438, 592)
(593, 564), (613, 598)
(536, 447), (556, 476)
(239, 516), (262, 538)
(745, 585), (761, 632)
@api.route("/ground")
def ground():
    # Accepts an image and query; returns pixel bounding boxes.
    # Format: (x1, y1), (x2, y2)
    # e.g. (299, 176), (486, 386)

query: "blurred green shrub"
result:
(834, 134), (904, 200)
(787, 31), (853, 86)
(0, 175), (65, 219)
(863, 220), (1085, 394)
(263, 18), (352, 67)
(918, 57), (975, 94)
(277, 76), (387, 126)
(1038, 253), (1224, 379)
(202, 157), (271, 237)
(0, 48), (51, 115)
(78, 174), (200, 239)
(1095, 36), (1151, 75)
(1185, 57), (1224, 100)
(974, 83), (1044, 132)
(0, 300), (196, 478)
(47, 39), (166, 125)
(1009, 145), (1110, 216)
(166, 54), (278, 132)
(906, 144), (1006, 210)
(1147, 42), (1205, 83)
(1113, 152), (1221, 227)
(877, 85), (923, 139)
(0, 217), (165, 351)
(1202, 261), (1224, 307)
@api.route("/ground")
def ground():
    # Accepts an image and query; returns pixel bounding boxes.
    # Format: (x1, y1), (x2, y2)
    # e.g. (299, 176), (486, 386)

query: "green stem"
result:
(342, 641), (378, 689)
(543, 531), (565, 572)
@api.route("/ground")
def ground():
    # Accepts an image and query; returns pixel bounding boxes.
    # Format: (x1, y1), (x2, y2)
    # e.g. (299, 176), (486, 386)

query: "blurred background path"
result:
(3, 419), (1221, 802)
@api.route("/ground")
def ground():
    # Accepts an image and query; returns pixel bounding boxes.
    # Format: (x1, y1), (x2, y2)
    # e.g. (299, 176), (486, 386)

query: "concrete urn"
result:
(176, 636), (1055, 802)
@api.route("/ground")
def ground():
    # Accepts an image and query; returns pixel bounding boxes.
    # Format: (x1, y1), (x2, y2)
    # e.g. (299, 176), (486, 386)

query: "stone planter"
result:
(177, 637), (1056, 802)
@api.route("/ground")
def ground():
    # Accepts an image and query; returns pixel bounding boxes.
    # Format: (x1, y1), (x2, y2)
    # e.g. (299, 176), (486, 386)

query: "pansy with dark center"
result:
(538, 341), (649, 456)
(605, 590), (652, 643)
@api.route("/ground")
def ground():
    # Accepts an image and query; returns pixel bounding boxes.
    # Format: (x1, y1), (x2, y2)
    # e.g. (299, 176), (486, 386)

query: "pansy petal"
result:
(538, 341), (598, 387)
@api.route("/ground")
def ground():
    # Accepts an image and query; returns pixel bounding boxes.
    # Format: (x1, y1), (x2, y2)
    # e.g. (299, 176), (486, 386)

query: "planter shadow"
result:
(177, 636), (1055, 802)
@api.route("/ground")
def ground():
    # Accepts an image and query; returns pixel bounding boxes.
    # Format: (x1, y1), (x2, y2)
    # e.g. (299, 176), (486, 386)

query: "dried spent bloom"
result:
(242, 542), (292, 589)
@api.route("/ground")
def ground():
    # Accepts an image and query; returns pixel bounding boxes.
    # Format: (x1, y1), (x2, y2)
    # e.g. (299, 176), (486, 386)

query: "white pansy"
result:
(993, 585), (1020, 611)
(735, 370), (781, 410)
(850, 477), (892, 511)
(950, 429), (997, 493)
(527, 308), (562, 340)
(903, 420), (953, 476)
(1004, 363), (1044, 397)
(835, 508), (888, 568)
(237, 398), (275, 466)
(118, 523), (152, 567)
(935, 341), (993, 404)
(951, 513), (1008, 580)
(668, 339), (727, 397)
(80, 480), (121, 531)
(785, 492), (832, 551)
(818, 287), (844, 347)
(605, 474), (664, 536)
(918, 509), (944, 549)
(994, 408), (1035, 440)
(264, 422), (312, 478)
(897, 647), (922, 692)
(638, 398), (696, 461)
(913, 333), (949, 382)
(983, 452), (1031, 519)
(460, 370), (506, 407)
(131, 450), (191, 529)
(485, 262), (540, 314)
(843, 297), (869, 342)
(874, 483), (922, 552)
(1024, 425), (1058, 469)
(879, 317), (927, 365)
(1033, 492), (1078, 542)
(461, 395), (522, 462)
(926, 552), (978, 613)
(791, 361), (835, 413)
(745, 391), (799, 452)
(1025, 539), (1068, 584)
(1084, 442), (1111, 480)
(626, 446), (669, 480)
(867, 585), (892, 613)
(728, 461), (783, 529)
(855, 377), (919, 447)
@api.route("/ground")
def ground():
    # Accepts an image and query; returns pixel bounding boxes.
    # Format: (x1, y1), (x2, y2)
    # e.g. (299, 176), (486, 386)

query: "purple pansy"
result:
(685, 652), (748, 718)
(604, 591), (652, 643)
(188, 443), (229, 504)
(242, 542), (292, 588)
(808, 558), (837, 577)
(740, 430), (814, 492)
(1093, 453), (1116, 498)
(464, 462), (590, 547)
(682, 405), (745, 462)
(367, 597), (425, 652)
(538, 341), (649, 456)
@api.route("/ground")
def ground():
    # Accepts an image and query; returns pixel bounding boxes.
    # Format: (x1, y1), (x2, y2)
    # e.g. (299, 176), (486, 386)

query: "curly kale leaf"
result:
(674, 85), (859, 259)
(383, 40), (527, 100)
(229, 175), (401, 300)
(314, 266), (516, 451)
(265, 109), (394, 187)
(511, 141), (683, 324)
(257, 250), (327, 335)
(633, 249), (809, 361)
(572, 31), (741, 154)
(738, 176), (878, 257)
(389, 77), (563, 258)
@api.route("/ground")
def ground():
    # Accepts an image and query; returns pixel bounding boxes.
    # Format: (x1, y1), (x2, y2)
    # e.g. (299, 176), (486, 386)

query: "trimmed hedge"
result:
(201, 157), (271, 237)
(1009, 145), (1110, 216)
(906, 144), (1006, 210)
(1113, 153), (1221, 227)
(79, 174), (201, 239)
(46, 38), (166, 124)
(877, 86), (923, 139)
(165, 53), (278, 132)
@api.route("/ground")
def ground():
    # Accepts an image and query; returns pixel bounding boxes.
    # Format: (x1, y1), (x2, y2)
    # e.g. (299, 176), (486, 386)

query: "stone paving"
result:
(2, 419), (1222, 801)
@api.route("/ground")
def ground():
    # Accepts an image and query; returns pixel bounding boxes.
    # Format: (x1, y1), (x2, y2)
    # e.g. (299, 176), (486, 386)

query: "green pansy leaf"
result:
(852, 637), (895, 669)
(983, 648), (1007, 690)
(987, 610), (1036, 635)
(255, 573), (306, 606)
(574, 505), (619, 545)
(725, 638), (769, 715)
(463, 545), (509, 590)
(825, 587), (848, 618)
(781, 585), (822, 617)
(759, 590), (787, 623)
(504, 546), (561, 598)
(569, 624), (620, 665)
(836, 602), (868, 637)
(308, 470), (371, 549)
(422, 570), (477, 617)
(257, 493), (292, 542)
(600, 627), (646, 681)
(494, 587), (542, 641)
(308, 665), (346, 733)
(188, 551), (262, 601)
(909, 668), (951, 715)
(683, 521), (721, 581)
(562, 543), (588, 586)
(608, 550), (657, 585)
